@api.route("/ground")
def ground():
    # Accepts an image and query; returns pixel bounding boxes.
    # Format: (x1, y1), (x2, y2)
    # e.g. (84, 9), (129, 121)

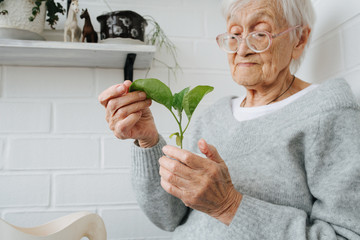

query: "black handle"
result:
(124, 53), (137, 82)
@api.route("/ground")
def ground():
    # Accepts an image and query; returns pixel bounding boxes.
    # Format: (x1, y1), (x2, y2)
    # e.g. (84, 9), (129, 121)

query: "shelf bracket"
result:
(124, 53), (137, 82)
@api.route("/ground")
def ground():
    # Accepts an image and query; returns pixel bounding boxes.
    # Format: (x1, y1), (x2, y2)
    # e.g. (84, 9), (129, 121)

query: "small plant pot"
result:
(96, 10), (147, 43)
(0, 0), (46, 40)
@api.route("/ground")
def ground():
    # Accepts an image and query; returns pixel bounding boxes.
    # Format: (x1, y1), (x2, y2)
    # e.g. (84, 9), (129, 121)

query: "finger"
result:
(198, 139), (223, 163)
(98, 83), (128, 107)
(107, 91), (147, 117)
(112, 99), (152, 120)
(113, 111), (142, 139)
(159, 156), (192, 180)
(162, 145), (205, 169)
(159, 165), (191, 188)
(160, 177), (183, 200)
(123, 80), (132, 89)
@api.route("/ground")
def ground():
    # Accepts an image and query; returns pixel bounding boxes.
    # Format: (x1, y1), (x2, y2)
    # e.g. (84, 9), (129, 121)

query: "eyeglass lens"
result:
(220, 32), (271, 53)
(247, 32), (270, 52)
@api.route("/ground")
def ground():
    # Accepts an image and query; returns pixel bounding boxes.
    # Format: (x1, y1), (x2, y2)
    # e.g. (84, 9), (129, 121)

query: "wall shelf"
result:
(0, 39), (157, 80)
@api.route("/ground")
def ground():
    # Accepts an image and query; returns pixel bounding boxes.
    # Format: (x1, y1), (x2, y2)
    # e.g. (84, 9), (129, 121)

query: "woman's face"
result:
(227, 1), (296, 88)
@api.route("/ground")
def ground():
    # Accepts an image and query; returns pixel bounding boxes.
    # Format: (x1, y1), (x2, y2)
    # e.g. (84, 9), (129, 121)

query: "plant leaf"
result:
(169, 132), (179, 139)
(172, 87), (190, 112)
(176, 135), (182, 147)
(129, 78), (173, 110)
(183, 85), (214, 120)
(169, 132), (182, 147)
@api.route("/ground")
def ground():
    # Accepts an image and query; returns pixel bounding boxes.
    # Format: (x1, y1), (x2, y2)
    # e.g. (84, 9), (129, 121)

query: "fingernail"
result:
(198, 139), (206, 150)
(117, 85), (125, 93)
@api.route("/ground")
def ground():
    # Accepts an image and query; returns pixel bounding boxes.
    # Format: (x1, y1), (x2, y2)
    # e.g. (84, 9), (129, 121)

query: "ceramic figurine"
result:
(64, 0), (81, 42)
(80, 8), (98, 43)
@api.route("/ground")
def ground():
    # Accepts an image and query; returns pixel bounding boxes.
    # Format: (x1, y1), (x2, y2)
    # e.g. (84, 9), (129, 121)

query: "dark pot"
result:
(96, 10), (147, 41)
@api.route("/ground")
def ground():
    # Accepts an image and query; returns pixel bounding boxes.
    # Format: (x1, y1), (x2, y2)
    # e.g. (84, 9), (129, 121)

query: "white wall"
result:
(297, 0), (360, 103)
(0, 0), (359, 239)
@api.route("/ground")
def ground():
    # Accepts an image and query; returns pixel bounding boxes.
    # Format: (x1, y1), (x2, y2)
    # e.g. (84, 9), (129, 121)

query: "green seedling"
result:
(129, 78), (214, 149)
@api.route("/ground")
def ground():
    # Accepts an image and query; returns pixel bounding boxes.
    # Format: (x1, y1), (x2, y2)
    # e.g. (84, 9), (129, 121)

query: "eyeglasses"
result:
(216, 25), (301, 53)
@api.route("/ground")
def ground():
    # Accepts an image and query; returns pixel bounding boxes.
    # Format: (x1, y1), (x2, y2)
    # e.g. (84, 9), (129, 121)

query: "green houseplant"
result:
(130, 78), (214, 149)
(0, 0), (65, 29)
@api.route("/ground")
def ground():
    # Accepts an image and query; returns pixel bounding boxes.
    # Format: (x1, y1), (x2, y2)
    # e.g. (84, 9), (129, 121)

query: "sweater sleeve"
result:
(225, 107), (360, 240)
(130, 135), (189, 232)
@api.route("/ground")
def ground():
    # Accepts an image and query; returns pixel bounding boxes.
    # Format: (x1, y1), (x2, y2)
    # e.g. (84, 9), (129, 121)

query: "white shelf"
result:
(0, 39), (156, 69)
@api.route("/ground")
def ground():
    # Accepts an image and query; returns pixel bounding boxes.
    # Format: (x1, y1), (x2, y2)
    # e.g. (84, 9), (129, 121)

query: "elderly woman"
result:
(99, 0), (360, 239)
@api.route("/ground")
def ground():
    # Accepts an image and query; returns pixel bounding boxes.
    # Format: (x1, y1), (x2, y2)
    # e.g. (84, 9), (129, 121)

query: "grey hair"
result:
(222, 0), (316, 74)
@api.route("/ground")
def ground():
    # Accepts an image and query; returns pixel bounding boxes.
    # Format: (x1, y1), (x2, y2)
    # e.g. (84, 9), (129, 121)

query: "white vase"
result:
(0, 0), (46, 40)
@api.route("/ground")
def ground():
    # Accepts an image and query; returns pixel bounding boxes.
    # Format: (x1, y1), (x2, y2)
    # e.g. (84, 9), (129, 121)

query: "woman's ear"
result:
(292, 26), (311, 60)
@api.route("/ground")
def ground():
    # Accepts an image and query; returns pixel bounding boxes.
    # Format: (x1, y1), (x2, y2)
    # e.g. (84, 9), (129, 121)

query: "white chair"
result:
(0, 212), (106, 240)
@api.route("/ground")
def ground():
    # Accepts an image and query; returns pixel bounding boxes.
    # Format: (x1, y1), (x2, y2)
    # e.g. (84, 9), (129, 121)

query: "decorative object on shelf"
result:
(0, 0), (65, 40)
(96, 7), (180, 80)
(97, 10), (147, 43)
(0, 211), (107, 240)
(64, 0), (81, 42)
(80, 8), (98, 43)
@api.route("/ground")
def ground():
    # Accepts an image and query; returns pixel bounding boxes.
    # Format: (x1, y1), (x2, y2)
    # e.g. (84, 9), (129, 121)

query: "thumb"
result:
(198, 139), (222, 163)
(123, 80), (132, 93)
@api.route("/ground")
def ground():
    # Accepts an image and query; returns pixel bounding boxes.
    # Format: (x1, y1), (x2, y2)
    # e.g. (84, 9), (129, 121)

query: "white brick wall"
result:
(0, 0), (359, 239)
(101, 208), (172, 240)
(297, 0), (360, 89)
(7, 138), (100, 170)
(54, 101), (109, 133)
(0, 138), (4, 169)
(0, 102), (51, 133)
(4, 66), (95, 98)
(103, 138), (133, 168)
(55, 172), (135, 206)
(0, 175), (50, 207)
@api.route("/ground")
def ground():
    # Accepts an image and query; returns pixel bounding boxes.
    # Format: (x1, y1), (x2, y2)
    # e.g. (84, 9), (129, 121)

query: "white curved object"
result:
(0, 212), (107, 240)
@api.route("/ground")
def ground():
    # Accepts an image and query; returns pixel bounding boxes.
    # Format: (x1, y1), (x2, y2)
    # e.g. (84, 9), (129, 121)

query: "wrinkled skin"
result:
(160, 139), (242, 225)
(98, 80), (159, 148)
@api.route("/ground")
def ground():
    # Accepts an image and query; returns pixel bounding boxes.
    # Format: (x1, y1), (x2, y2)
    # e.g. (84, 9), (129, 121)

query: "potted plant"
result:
(0, 0), (65, 40)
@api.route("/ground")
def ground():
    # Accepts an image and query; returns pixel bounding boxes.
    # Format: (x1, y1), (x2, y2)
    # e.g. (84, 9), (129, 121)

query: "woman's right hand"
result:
(98, 80), (159, 148)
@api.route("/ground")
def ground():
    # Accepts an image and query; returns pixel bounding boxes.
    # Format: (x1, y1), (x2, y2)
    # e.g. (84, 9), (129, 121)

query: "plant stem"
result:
(182, 119), (191, 135)
(170, 109), (184, 149)
(102, 0), (113, 12)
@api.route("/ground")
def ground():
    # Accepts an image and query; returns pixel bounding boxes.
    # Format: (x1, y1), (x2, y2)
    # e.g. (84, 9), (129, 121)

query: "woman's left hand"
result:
(159, 139), (243, 225)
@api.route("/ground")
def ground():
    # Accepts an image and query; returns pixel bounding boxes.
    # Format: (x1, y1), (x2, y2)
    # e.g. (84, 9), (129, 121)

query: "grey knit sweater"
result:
(131, 78), (360, 240)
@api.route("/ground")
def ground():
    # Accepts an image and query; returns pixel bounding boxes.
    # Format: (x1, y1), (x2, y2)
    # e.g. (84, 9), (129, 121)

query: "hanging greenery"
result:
(144, 15), (181, 79)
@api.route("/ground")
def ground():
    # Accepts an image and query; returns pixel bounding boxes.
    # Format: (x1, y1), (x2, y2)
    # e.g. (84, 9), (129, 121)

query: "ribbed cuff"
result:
(131, 135), (167, 179)
(226, 195), (306, 239)
(225, 195), (268, 239)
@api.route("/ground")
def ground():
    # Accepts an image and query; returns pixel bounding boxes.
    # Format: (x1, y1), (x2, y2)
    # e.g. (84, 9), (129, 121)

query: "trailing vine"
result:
(29, 0), (65, 29)
(144, 15), (181, 80)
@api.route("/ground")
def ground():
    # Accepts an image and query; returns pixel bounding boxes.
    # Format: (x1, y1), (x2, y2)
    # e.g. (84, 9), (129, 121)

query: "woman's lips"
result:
(236, 62), (257, 67)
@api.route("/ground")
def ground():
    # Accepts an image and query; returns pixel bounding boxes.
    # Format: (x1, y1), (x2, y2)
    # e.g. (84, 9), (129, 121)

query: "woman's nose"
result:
(236, 39), (252, 56)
